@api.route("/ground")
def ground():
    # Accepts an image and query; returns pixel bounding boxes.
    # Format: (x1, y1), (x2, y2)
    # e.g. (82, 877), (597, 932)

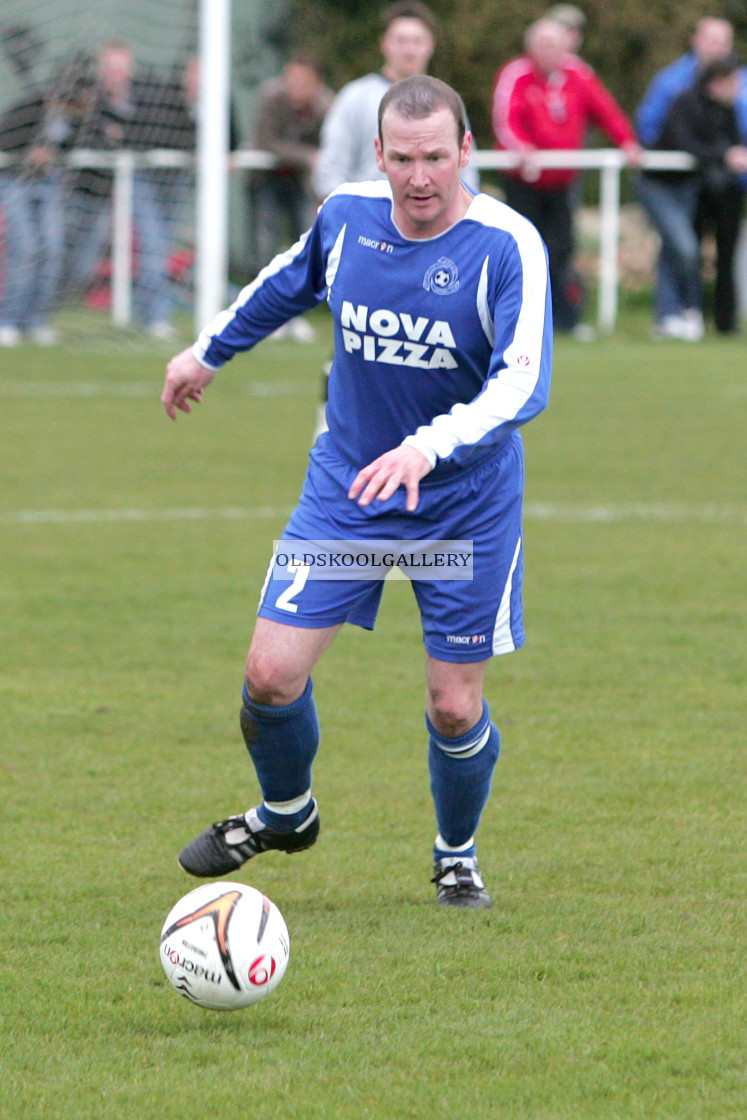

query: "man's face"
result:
(380, 18), (435, 82)
(284, 62), (321, 110)
(692, 18), (733, 63)
(98, 47), (133, 96)
(527, 22), (569, 76)
(375, 106), (471, 239)
(706, 72), (739, 105)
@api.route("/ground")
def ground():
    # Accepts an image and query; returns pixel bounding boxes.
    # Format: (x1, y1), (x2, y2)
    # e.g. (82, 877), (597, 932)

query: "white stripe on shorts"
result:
(492, 535), (522, 654)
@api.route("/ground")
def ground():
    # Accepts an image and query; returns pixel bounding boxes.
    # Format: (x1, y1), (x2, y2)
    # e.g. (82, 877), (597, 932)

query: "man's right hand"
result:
(161, 347), (217, 420)
(726, 145), (747, 175)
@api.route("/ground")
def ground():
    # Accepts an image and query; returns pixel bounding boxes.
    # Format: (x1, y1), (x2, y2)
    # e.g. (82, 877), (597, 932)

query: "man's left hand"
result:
(348, 445), (433, 512)
(622, 141), (643, 169)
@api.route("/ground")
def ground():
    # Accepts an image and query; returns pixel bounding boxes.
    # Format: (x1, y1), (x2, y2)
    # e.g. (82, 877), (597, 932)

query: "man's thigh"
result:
(412, 434), (525, 662)
(257, 447), (387, 631)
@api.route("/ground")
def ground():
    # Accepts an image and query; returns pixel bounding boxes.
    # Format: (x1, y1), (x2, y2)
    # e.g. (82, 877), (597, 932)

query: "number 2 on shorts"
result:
(275, 560), (311, 613)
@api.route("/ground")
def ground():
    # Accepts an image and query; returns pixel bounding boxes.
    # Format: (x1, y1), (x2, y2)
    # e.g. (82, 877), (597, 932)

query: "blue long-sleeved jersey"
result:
(194, 182), (552, 481)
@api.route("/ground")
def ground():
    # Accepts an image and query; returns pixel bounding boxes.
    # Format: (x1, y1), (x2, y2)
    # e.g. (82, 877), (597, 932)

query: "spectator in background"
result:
(311, 2), (478, 428)
(63, 40), (134, 305)
(64, 39), (200, 339)
(636, 17), (747, 336)
(249, 56), (332, 274)
(313, 2), (436, 198)
(636, 18), (746, 147)
(492, 18), (641, 339)
(248, 56), (332, 342)
(541, 7), (589, 216)
(133, 54), (233, 335)
(492, 19), (640, 336)
(637, 55), (747, 339)
(0, 62), (93, 346)
(313, 1), (480, 198)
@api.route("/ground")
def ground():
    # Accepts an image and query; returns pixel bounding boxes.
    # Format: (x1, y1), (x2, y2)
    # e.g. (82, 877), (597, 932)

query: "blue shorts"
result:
(257, 433), (525, 662)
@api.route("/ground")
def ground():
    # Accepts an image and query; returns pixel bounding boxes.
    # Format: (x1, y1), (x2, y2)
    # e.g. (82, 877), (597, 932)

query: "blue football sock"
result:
(428, 700), (500, 860)
(240, 679), (319, 831)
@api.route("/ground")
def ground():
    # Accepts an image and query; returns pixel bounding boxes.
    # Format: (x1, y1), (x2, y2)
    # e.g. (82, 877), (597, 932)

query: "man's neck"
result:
(393, 183), (474, 241)
(381, 64), (412, 84)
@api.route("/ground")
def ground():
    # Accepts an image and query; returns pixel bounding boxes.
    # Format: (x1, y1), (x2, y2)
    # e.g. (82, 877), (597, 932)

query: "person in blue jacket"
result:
(161, 76), (552, 910)
(636, 17), (747, 335)
(636, 18), (747, 146)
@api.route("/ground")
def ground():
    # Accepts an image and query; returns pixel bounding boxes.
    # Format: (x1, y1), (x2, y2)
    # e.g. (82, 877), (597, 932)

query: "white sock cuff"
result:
(435, 834), (475, 854)
(263, 790), (312, 816)
(436, 723), (491, 759)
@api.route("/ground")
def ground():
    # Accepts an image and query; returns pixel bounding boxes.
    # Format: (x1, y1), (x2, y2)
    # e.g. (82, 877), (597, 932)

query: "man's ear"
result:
(375, 135), (386, 174)
(459, 130), (473, 169)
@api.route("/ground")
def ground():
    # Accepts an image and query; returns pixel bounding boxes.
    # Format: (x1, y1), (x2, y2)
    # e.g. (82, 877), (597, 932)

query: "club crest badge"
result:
(423, 257), (459, 296)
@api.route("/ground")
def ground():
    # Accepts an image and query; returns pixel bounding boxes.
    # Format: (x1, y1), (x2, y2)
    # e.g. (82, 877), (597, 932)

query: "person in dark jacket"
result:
(64, 40), (203, 337)
(0, 64), (93, 345)
(248, 56), (332, 279)
(637, 54), (747, 338)
(691, 59), (747, 333)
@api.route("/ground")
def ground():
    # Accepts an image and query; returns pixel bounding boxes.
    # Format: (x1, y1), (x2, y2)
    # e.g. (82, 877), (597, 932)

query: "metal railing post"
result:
(111, 150), (135, 327)
(598, 153), (622, 333)
(195, 0), (231, 333)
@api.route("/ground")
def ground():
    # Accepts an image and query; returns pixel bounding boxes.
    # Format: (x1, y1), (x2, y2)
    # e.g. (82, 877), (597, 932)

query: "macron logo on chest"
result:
(340, 302), (458, 370)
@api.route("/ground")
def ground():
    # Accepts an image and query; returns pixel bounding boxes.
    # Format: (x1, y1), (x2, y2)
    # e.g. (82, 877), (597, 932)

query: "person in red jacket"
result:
(492, 18), (640, 334)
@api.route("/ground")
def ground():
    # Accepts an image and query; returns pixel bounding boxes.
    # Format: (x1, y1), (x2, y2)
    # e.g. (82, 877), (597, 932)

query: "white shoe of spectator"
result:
(29, 326), (59, 346)
(0, 326), (21, 347)
(681, 308), (705, 342)
(147, 321), (177, 341)
(570, 323), (597, 342)
(653, 314), (691, 341)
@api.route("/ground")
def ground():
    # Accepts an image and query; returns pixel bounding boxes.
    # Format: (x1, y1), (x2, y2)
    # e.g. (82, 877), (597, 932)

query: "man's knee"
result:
(244, 647), (306, 707)
(427, 687), (483, 739)
(426, 655), (488, 738)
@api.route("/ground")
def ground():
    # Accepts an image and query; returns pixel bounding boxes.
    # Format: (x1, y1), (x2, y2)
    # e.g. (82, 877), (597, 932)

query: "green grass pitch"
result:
(1, 308), (744, 1119)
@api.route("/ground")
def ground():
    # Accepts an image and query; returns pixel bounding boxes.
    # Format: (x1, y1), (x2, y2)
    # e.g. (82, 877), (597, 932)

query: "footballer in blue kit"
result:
(162, 75), (552, 908)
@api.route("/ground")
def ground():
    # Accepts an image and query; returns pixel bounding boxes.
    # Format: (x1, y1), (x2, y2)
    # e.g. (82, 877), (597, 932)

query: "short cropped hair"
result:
(545, 4), (586, 31)
(381, 2), (438, 38)
(285, 53), (326, 80)
(698, 52), (741, 86)
(100, 36), (131, 54)
(378, 74), (467, 147)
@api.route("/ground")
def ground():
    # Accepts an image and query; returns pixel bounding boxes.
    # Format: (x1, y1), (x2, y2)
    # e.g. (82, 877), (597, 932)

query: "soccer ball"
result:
(159, 881), (290, 1010)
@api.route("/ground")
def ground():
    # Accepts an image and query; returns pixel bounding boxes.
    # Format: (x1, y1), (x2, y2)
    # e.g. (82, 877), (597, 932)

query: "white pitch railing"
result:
(474, 148), (696, 331)
(0, 147), (695, 332)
